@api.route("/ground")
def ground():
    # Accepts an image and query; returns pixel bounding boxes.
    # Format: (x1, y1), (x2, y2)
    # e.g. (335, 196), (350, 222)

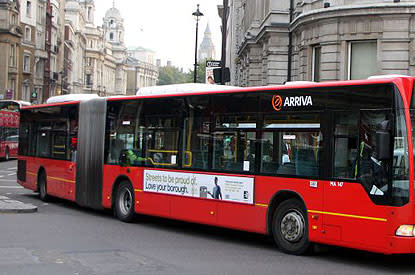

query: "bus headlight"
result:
(396, 225), (415, 237)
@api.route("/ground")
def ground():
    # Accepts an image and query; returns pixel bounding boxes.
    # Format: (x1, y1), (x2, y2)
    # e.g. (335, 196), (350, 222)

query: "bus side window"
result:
(212, 113), (257, 173)
(183, 96), (211, 170)
(333, 112), (358, 179)
(260, 114), (322, 178)
(36, 123), (52, 157)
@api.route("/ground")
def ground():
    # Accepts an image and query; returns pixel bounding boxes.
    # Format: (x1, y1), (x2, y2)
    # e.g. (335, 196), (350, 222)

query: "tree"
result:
(185, 59), (209, 83)
(157, 66), (190, 85)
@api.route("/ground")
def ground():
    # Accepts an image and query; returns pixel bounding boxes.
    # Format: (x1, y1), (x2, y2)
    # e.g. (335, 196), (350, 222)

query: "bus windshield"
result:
(0, 101), (20, 112)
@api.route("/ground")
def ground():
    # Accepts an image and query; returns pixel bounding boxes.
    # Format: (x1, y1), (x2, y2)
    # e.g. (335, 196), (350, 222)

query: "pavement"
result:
(0, 195), (37, 213)
(0, 160), (37, 213)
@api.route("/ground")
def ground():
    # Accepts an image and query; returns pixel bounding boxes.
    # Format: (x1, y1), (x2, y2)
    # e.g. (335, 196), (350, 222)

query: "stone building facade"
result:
(226, 0), (415, 86)
(64, 0), (86, 94)
(0, 0), (158, 101)
(19, 0), (37, 101)
(126, 47), (158, 95)
(49, 0), (66, 97)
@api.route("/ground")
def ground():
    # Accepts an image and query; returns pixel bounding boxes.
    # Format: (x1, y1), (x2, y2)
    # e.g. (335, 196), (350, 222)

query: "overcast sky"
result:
(94, 0), (223, 71)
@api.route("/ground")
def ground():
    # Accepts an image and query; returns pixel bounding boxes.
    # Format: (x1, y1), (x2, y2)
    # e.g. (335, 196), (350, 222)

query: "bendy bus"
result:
(17, 77), (415, 255)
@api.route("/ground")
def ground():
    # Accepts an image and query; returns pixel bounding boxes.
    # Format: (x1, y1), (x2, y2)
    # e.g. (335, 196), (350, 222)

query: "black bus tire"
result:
(272, 199), (310, 255)
(38, 172), (49, 202)
(115, 181), (135, 223)
(5, 148), (9, 161)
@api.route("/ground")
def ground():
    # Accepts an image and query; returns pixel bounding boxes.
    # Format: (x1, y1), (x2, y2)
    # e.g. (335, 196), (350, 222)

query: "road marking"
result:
(0, 179), (18, 182)
(7, 167), (16, 170)
(0, 186), (23, 189)
(0, 176), (4, 178)
(7, 173), (16, 176)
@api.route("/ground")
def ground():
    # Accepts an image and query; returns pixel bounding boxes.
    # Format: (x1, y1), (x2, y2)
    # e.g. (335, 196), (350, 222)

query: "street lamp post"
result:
(192, 4), (203, 83)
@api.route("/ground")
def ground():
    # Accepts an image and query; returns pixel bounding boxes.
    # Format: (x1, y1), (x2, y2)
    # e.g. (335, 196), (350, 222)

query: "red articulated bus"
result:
(17, 77), (415, 255)
(0, 100), (30, 160)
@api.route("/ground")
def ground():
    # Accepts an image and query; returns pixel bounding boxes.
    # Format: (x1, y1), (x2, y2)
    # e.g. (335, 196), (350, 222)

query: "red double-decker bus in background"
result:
(0, 100), (30, 160)
(16, 77), (415, 255)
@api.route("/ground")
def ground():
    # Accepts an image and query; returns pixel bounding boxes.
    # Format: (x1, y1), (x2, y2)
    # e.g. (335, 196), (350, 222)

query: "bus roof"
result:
(136, 83), (239, 96)
(23, 76), (414, 109)
(109, 76), (413, 101)
(46, 94), (99, 104)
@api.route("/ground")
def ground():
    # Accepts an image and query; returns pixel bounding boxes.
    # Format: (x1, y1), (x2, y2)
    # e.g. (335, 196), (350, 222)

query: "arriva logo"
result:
(272, 95), (283, 111)
(272, 95), (313, 111)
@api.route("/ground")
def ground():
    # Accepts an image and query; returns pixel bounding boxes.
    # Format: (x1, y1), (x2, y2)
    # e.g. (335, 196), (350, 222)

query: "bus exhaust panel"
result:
(75, 98), (107, 209)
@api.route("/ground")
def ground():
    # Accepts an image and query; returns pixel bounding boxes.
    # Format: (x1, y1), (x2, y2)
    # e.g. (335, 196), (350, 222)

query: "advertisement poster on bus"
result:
(144, 170), (254, 205)
(205, 60), (221, 84)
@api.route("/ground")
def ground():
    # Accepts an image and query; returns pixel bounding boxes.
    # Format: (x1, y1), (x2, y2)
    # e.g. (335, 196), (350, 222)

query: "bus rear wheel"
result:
(38, 172), (49, 202)
(4, 148), (9, 161)
(115, 181), (135, 223)
(272, 199), (310, 255)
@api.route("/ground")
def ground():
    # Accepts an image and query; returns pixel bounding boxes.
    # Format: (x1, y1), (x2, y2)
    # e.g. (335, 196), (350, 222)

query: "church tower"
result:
(199, 23), (216, 61)
(103, 1), (127, 95)
(103, 1), (125, 46)
(81, 0), (95, 26)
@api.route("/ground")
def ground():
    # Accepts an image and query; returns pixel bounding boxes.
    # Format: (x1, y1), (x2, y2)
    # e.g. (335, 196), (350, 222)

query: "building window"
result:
(86, 74), (92, 85)
(87, 7), (92, 22)
(9, 45), (15, 67)
(349, 41), (377, 80)
(25, 26), (31, 41)
(37, 4), (44, 24)
(110, 32), (114, 41)
(23, 54), (31, 73)
(312, 46), (321, 82)
(22, 84), (30, 101)
(26, 1), (32, 17)
(11, 14), (17, 25)
(35, 60), (43, 78)
(9, 79), (16, 92)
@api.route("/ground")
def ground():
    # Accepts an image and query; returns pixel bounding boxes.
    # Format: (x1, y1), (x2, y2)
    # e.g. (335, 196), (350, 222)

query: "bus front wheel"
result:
(272, 199), (310, 255)
(115, 181), (135, 223)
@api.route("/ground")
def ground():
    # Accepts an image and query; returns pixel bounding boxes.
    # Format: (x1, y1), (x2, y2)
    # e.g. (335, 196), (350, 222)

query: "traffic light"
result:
(213, 67), (230, 84)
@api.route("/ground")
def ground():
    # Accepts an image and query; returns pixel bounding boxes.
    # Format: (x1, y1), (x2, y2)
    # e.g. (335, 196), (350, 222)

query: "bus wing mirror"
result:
(376, 120), (392, 161)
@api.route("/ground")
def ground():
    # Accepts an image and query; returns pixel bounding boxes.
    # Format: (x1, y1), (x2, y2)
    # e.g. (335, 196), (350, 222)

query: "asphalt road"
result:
(1, 160), (415, 275)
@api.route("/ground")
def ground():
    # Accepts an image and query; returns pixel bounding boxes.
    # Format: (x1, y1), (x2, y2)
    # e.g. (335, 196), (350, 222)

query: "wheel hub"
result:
(280, 210), (305, 243)
(119, 188), (132, 215)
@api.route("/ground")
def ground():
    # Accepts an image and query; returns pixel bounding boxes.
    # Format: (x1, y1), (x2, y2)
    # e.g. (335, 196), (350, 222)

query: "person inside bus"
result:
(358, 123), (388, 196)
(153, 147), (166, 164)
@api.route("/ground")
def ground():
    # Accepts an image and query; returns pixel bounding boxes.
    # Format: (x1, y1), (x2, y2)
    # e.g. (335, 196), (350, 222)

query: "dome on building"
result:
(65, 1), (81, 11)
(105, 7), (121, 19)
